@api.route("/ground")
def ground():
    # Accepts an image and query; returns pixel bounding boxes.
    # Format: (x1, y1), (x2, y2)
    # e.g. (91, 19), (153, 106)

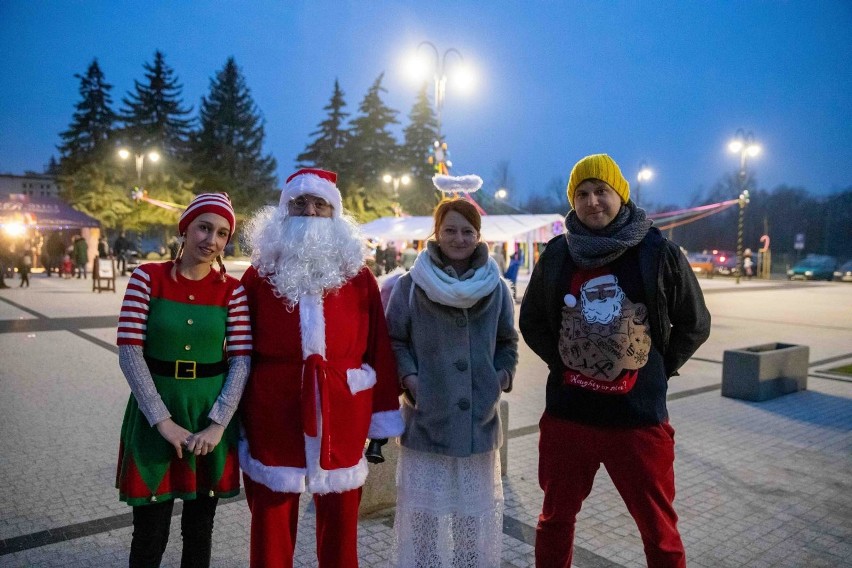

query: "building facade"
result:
(0, 174), (61, 199)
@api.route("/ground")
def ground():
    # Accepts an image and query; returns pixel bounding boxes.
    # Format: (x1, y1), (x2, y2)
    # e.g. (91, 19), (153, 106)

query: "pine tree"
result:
(60, 154), (195, 231)
(344, 73), (401, 219)
(296, 79), (350, 176)
(44, 156), (61, 176)
(190, 57), (278, 214)
(57, 59), (117, 174)
(119, 51), (193, 157)
(399, 84), (441, 215)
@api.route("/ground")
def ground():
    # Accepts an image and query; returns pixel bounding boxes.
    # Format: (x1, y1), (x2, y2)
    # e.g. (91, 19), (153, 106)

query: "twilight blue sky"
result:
(1, 1), (850, 207)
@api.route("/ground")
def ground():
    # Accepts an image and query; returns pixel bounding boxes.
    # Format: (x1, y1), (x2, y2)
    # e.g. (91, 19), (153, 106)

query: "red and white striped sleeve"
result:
(225, 283), (252, 357)
(117, 267), (151, 346)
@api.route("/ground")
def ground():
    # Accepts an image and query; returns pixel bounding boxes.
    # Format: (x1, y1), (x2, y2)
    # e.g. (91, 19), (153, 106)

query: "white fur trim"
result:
(304, 433), (369, 494)
(279, 173), (343, 217)
(432, 174), (483, 193)
(368, 409), (405, 438)
(347, 363), (377, 395)
(239, 438), (307, 493)
(299, 293), (326, 357)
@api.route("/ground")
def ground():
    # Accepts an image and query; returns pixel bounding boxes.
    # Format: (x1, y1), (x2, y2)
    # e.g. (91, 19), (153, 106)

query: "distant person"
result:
(520, 153), (711, 568)
(72, 235), (89, 279)
(0, 241), (10, 289)
(384, 242), (398, 273)
(504, 251), (521, 303)
(400, 243), (418, 271)
(167, 235), (180, 260)
(385, 195), (519, 567)
(491, 243), (507, 275)
(743, 248), (754, 279)
(114, 232), (131, 276)
(45, 231), (66, 277)
(98, 236), (109, 259)
(115, 193), (252, 567)
(62, 254), (74, 278)
(17, 249), (32, 287)
(375, 245), (387, 276)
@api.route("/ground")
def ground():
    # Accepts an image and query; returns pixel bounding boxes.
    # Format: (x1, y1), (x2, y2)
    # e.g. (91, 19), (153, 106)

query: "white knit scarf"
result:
(408, 245), (502, 309)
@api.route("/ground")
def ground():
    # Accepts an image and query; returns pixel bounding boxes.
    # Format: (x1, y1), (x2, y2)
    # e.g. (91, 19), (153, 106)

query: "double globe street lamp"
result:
(383, 173), (411, 217)
(117, 148), (161, 183)
(728, 129), (760, 284)
(407, 41), (474, 131)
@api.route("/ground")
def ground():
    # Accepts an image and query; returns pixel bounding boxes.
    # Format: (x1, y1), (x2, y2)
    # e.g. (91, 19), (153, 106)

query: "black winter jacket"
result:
(519, 227), (711, 425)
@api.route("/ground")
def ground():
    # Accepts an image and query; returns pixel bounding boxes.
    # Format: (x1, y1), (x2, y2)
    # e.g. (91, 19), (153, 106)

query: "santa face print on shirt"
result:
(558, 274), (651, 393)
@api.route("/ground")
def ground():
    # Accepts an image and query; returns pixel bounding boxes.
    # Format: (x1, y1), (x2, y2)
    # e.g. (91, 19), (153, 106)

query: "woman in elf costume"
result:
(115, 193), (252, 567)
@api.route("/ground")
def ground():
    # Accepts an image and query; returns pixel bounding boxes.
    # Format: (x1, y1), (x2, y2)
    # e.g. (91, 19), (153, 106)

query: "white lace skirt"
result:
(390, 445), (504, 568)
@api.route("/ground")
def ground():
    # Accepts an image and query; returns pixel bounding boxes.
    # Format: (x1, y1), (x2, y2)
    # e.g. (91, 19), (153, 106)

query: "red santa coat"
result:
(239, 265), (403, 495)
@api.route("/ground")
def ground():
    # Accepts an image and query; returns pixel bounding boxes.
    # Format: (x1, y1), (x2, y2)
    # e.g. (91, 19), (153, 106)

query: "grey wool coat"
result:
(385, 244), (519, 458)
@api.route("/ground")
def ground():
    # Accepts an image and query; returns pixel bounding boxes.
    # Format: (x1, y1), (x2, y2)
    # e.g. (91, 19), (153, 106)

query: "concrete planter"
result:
(722, 342), (809, 401)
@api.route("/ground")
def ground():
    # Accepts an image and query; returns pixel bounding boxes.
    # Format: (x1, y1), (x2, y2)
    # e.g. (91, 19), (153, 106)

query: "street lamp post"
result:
(635, 162), (653, 207)
(728, 129), (760, 284)
(118, 148), (161, 183)
(415, 41), (466, 133)
(383, 173), (411, 217)
(494, 188), (530, 214)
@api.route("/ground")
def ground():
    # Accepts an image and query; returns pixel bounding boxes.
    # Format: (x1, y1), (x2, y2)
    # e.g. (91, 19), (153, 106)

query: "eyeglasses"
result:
(289, 195), (332, 214)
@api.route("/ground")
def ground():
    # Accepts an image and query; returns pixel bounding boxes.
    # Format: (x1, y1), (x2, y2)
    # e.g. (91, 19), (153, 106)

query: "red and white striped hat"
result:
(178, 193), (236, 242)
(278, 168), (342, 217)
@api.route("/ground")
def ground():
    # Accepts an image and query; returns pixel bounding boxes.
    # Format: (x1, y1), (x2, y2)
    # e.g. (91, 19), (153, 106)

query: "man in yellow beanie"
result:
(520, 153), (711, 567)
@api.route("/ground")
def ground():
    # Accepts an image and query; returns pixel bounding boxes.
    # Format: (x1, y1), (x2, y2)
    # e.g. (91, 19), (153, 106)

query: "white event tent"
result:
(361, 214), (565, 269)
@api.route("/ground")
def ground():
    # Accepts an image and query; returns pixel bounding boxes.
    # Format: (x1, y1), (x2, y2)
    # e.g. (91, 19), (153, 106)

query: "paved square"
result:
(1, 269), (850, 566)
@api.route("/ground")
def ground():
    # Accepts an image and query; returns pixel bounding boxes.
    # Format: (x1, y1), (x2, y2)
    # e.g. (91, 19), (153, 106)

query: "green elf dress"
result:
(116, 261), (252, 506)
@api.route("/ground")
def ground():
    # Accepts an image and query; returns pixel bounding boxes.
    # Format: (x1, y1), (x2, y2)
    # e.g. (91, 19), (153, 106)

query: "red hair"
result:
(432, 198), (482, 237)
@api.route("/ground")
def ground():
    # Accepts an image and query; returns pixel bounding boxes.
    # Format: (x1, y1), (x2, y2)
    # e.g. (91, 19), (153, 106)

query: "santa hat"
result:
(179, 193), (236, 242)
(279, 168), (343, 217)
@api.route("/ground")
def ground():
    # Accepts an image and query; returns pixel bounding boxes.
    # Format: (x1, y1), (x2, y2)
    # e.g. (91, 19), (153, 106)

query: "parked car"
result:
(787, 255), (837, 281)
(687, 253), (715, 278)
(833, 260), (852, 282)
(712, 252), (739, 276)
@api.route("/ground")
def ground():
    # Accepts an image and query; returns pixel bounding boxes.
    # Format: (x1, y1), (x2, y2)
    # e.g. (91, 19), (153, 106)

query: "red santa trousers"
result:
(244, 476), (362, 568)
(535, 413), (686, 568)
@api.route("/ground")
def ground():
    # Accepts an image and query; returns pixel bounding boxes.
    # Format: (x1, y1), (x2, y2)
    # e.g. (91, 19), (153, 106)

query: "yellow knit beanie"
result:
(567, 154), (630, 208)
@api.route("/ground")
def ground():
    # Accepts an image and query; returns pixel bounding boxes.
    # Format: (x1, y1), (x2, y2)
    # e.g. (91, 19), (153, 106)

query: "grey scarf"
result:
(564, 201), (652, 268)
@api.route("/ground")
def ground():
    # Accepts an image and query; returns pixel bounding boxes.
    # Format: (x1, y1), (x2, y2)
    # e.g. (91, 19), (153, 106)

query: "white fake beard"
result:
(244, 207), (365, 307)
(581, 292), (625, 324)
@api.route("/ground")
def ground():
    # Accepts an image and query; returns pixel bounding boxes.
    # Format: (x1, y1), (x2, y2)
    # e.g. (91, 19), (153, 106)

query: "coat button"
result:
(184, 345), (191, 351)
(457, 398), (470, 411)
(188, 294), (195, 301)
(456, 317), (467, 327)
(455, 359), (468, 371)
(187, 319), (194, 325)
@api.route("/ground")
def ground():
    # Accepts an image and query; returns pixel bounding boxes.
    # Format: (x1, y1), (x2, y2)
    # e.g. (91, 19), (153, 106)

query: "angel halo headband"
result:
(432, 174), (483, 194)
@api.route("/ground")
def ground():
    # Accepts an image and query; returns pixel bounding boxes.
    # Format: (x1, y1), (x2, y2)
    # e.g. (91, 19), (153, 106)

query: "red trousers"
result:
(536, 413), (685, 568)
(244, 475), (362, 568)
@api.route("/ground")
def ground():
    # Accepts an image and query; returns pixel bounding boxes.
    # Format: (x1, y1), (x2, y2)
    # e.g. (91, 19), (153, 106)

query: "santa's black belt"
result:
(145, 356), (227, 380)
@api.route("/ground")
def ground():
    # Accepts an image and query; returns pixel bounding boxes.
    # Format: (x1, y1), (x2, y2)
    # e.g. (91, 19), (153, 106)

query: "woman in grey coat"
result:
(385, 196), (519, 567)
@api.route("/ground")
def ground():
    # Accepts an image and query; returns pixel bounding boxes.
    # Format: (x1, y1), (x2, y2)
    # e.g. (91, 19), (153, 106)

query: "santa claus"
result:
(239, 168), (403, 568)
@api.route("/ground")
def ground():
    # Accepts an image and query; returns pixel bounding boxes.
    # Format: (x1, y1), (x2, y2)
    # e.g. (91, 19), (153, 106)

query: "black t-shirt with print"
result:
(545, 246), (669, 427)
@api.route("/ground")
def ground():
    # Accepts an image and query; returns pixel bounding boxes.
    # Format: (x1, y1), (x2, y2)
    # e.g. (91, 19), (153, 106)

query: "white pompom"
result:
(564, 294), (577, 308)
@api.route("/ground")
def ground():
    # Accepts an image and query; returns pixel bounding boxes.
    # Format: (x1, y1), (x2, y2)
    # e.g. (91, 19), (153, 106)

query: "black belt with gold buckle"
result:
(144, 356), (227, 379)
